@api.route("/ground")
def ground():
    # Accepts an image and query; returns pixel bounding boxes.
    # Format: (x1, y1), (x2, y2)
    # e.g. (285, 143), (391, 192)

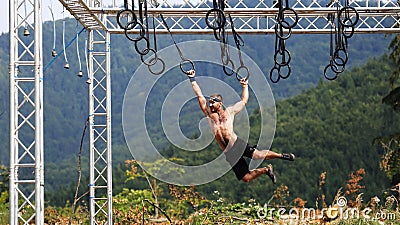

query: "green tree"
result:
(377, 34), (400, 186)
(0, 165), (9, 224)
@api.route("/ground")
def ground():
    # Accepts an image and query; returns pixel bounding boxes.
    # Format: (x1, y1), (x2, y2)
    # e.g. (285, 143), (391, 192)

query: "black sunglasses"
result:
(209, 97), (222, 103)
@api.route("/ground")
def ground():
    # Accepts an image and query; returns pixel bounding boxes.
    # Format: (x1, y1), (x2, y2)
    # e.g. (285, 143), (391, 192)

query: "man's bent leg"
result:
(252, 150), (295, 161)
(252, 150), (281, 160)
(242, 168), (266, 183)
(241, 165), (276, 184)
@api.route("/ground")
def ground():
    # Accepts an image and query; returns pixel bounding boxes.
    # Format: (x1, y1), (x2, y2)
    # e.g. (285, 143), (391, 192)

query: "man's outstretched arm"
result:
(231, 78), (249, 114)
(187, 70), (209, 116)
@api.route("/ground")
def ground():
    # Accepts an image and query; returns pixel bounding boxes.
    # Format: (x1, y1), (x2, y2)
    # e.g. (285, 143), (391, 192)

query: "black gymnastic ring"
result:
(223, 59), (235, 76)
(323, 64), (340, 80)
(117, 9), (138, 30)
(124, 21), (145, 42)
(148, 57), (166, 76)
(277, 7), (299, 29)
(274, 48), (291, 66)
(205, 8), (226, 30)
(141, 48), (159, 66)
(180, 59), (195, 75)
(235, 65), (250, 81)
(333, 48), (348, 66)
(274, 22), (292, 40)
(134, 36), (151, 55)
(278, 63), (291, 79)
(338, 6), (359, 28)
(330, 58), (346, 73)
(270, 66), (281, 83)
(341, 19), (355, 38)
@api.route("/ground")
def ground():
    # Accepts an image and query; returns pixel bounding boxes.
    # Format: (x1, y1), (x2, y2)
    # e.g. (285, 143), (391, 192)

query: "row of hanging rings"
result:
(269, 0), (298, 83)
(117, 0), (165, 75)
(205, 0), (249, 81)
(323, 0), (359, 80)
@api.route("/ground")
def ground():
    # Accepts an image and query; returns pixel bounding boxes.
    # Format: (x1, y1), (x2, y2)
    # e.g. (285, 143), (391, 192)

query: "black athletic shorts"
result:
(224, 138), (256, 180)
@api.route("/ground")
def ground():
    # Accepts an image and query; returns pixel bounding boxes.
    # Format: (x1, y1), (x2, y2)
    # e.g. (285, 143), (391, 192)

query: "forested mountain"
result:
(0, 18), (396, 206)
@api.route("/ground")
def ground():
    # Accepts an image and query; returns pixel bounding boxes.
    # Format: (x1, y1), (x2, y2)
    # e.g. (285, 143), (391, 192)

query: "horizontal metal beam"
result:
(90, 7), (400, 16)
(59, 0), (400, 34)
(106, 28), (400, 35)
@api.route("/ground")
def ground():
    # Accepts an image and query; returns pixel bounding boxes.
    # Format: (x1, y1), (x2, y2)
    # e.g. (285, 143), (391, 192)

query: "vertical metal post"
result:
(36, 0), (45, 222)
(87, 29), (112, 225)
(106, 31), (113, 225)
(9, 0), (44, 224)
(88, 30), (95, 225)
(9, 0), (17, 224)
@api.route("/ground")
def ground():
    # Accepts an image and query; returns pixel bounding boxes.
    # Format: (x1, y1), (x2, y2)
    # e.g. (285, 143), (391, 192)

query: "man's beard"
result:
(210, 106), (216, 113)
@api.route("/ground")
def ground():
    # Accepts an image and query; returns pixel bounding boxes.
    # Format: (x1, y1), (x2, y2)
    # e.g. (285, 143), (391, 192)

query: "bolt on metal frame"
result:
(9, 0), (44, 224)
(9, 0), (400, 224)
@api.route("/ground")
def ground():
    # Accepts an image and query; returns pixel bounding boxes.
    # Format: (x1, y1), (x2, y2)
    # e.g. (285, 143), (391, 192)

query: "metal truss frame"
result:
(9, 0), (44, 224)
(9, 0), (400, 224)
(87, 29), (113, 225)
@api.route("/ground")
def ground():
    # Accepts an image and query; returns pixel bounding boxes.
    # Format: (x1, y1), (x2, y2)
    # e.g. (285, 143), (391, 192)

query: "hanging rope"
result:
(160, 14), (194, 75)
(338, 0), (359, 30)
(85, 38), (91, 83)
(221, 33), (235, 77)
(228, 15), (249, 81)
(68, 117), (90, 225)
(134, 0), (151, 55)
(43, 27), (85, 73)
(62, 8), (70, 69)
(276, 0), (298, 30)
(323, 0), (358, 80)
(146, 16), (165, 75)
(138, 2), (165, 75)
(23, 0), (29, 36)
(269, 0), (298, 83)
(117, 0), (137, 29)
(117, 0), (165, 75)
(141, 199), (172, 224)
(76, 21), (83, 77)
(205, 0), (226, 31)
(48, 0), (57, 57)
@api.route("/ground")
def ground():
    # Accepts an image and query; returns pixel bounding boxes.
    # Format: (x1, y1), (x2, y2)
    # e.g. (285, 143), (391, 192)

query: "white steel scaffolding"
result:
(9, 0), (44, 224)
(8, 0), (400, 224)
(87, 29), (112, 225)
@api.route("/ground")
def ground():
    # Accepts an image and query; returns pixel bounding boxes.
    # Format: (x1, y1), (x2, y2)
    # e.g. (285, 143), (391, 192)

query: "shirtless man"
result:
(187, 70), (295, 183)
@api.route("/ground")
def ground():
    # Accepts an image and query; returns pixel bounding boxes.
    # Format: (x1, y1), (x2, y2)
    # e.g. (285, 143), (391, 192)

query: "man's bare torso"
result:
(206, 107), (237, 151)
